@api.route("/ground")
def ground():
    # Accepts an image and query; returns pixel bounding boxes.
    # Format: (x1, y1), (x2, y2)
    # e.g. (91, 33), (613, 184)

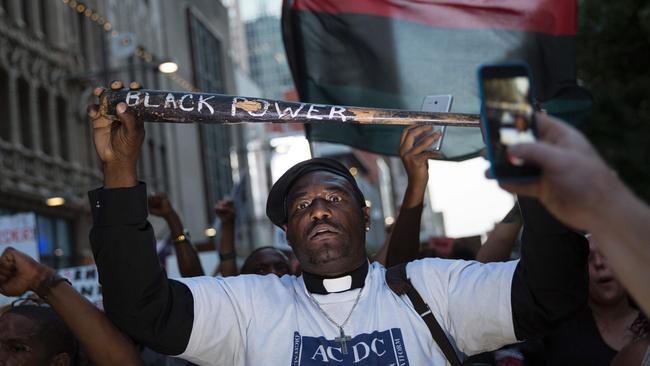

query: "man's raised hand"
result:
(399, 125), (441, 208)
(0, 247), (54, 297)
(88, 85), (145, 188)
(214, 199), (236, 224)
(148, 193), (175, 218)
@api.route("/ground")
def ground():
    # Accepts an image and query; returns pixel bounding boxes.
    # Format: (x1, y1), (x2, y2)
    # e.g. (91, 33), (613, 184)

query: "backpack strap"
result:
(386, 263), (462, 366)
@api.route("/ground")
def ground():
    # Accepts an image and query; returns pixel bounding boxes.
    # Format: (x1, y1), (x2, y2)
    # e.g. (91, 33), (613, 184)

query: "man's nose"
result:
(310, 198), (332, 221)
(592, 251), (607, 268)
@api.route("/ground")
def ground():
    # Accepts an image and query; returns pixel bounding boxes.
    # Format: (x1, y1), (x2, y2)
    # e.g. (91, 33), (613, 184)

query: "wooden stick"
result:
(99, 88), (480, 127)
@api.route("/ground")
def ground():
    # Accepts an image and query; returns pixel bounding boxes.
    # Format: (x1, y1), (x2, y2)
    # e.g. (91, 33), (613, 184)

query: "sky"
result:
(427, 158), (514, 238)
(235, 0), (281, 20)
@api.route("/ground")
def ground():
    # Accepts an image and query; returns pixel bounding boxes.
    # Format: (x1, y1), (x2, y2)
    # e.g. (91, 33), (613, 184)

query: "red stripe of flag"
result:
(291, 0), (576, 36)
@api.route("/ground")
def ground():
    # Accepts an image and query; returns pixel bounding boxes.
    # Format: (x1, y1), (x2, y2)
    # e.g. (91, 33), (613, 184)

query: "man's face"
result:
(283, 171), (369, 276)
(243, 249), (291, 277)
(0, 312), (55, 366)
(588, 240), (626, 306)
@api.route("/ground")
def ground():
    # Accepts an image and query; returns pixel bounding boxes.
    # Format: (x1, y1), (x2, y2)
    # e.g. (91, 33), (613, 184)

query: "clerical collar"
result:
(302, 261), (369, 295)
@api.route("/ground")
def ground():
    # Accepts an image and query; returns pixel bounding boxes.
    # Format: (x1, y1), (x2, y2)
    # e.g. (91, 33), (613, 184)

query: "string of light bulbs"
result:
(61, 0), (199, 92)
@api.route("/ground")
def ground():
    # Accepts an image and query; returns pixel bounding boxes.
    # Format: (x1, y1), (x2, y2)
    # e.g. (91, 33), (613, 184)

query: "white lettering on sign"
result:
(247, 99), (270, 117)
(179, 94), (194, 111)
(329, 106), (347, 122)
(275, 102), (304, 118)
(143, 93), (159, 107)
(164, 93), (177, 109)
(197, 95), (215, 114)
(306, 104), (325, 120)
(128, 92), (352, 122)
(125, 91), (141, 106)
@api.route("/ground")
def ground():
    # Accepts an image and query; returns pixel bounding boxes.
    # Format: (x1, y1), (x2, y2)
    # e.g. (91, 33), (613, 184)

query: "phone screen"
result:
(479, 64), (540, 180)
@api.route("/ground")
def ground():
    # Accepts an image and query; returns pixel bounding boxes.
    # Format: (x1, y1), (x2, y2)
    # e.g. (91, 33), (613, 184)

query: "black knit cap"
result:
(266, 158), (366, 228)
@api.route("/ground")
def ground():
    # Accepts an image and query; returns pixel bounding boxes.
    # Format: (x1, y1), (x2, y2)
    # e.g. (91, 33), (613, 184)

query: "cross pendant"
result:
(334, 327), (352, 355)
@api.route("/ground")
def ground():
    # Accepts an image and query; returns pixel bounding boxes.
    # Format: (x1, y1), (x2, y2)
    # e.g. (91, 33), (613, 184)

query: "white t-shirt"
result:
(176, 258), (518, 365)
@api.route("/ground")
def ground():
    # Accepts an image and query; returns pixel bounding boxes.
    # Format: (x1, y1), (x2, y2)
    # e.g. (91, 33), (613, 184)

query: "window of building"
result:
(36, 214), (73, 269)
(21, 1), (32, 30)
(188, 10), (233, 210)
(83, 111), (94, 168)
(161, 145), (170, 192)
(38, 87), (51, 155)
(56, 96), (69, 160)
(148, 139), (158, 188)
(17, 78), (32, 149)
(39, 0), (48, 40)
(188, 12), (224, 93)
(0, 68), (9, 142)
(77, 13), (88, 63)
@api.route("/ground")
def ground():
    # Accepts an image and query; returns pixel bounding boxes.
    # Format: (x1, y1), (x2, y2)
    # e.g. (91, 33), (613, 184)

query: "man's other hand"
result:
(214, 199), (236, 224)
(399, 125), (441, 207)
(0, 248), (54, 297)
(499, 113), (621, 231)
(148, 193), (175, 218)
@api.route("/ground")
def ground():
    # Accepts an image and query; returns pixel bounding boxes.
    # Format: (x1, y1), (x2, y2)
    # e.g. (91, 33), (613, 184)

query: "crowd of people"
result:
(0, 86), (648, 366)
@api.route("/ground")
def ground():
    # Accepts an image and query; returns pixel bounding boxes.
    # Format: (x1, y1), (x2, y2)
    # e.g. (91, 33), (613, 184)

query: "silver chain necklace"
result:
(306, 288), (363, 355)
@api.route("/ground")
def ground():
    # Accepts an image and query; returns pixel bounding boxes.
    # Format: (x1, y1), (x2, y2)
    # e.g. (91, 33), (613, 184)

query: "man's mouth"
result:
(308, 224), (340, 240)
(597, 276), (615, 285)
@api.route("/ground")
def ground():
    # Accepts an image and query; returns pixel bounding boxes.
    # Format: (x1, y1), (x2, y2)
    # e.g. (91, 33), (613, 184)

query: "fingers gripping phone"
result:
(415, 95), (453, 151)
(478, 62), (540, 181)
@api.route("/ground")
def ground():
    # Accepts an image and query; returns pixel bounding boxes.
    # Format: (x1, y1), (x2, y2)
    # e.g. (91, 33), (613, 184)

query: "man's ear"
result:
(281, 224), (294, 247)
(50, 353), (70, 366)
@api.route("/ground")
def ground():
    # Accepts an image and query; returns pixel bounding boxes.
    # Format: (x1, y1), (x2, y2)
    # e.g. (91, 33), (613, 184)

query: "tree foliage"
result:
(577, 0), (650, 201)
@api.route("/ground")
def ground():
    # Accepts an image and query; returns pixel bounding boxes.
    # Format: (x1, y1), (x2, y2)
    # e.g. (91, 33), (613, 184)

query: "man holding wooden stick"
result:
(86, 86), (588, 365)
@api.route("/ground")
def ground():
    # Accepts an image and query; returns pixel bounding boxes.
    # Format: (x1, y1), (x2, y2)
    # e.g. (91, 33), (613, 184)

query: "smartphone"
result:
(478, 63), (540, 181)
(415, 95), (453, 151)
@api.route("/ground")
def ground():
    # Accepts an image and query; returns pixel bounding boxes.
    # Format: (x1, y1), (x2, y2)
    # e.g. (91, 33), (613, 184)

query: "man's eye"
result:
(9, 343), (29, 352)
(297, 202), (309, 210)
(328, 195), (341, 202)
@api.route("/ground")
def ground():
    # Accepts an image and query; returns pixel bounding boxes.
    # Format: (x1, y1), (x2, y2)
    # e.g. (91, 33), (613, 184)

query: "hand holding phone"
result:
(478, 62), (540, 181)
(415, 95), (453, 152)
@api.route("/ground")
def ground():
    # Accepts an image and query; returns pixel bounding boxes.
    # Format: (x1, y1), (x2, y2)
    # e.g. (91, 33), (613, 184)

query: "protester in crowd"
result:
(239, 246), (291, 276)
(0, 303), (77, 366)
(0, 247), (143, 366)
(149, 193), (205, 277)
(500, 112), (650, 315)
(479, 228), (639, 365)
(546, 237), (639, 365)
(213, 198), (292, 277)
(85, 89), (588, 364)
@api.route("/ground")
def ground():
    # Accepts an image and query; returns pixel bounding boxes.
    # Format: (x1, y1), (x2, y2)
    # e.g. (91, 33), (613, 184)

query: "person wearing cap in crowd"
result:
(85, 93), (588, 365)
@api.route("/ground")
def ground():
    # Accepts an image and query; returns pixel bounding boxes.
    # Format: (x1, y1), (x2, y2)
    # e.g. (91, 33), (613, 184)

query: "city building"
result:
(0, 0), (249, 279)
(245, 14), (294, 100)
